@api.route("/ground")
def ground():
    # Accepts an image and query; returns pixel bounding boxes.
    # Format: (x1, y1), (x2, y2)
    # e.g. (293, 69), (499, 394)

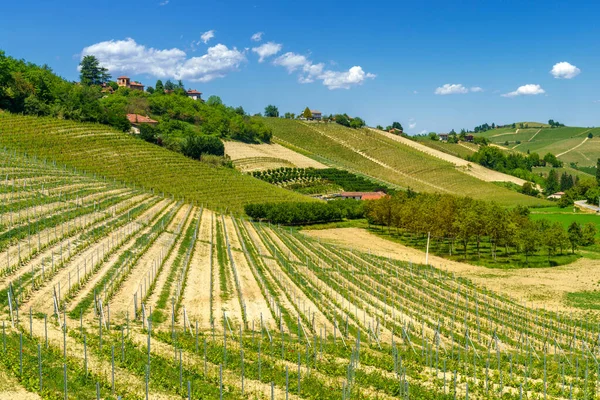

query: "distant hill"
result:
(474, 123), (600, 167)
(263, 118), (548, 206)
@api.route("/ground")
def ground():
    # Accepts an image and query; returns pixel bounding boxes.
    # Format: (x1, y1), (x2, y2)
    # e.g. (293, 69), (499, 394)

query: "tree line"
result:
(364, 191), (596, 260)
(245, 200), (364, 225)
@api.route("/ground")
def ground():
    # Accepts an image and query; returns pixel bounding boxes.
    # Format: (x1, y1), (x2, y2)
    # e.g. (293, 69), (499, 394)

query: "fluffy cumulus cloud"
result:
(81, 38), (245, 82)
(251, 32), (263, 42)
(409, 122), (417, 129)
(251, 42), (282, 62)
(273, 52), (375, 90)
(550, 61), (581, 79)
(200, 30), (215, 44)
(435, 84), (484, 95)
(501, 84), (545, 98)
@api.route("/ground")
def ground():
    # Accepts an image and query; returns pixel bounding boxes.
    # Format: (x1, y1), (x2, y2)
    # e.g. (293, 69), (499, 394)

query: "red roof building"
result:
(117, 76), (145, 91)
(127, 114), (158, 126)
(340, 191), (387, 201)
(186, 89), (203, 101)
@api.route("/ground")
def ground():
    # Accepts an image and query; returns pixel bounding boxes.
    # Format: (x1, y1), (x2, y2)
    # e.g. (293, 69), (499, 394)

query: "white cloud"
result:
(409, 122), (417, 129)
(159, 0), (169, 5)
(252, 42), (282, 62)
(501, 84), (545, 98)
(435, 84), (469, 95)
(413, 90), (418, 94)
(81, 38), (245, 83)
(273, 52), (375, 89)
(273, 52), (309, 72)
(550, 61), (581, 79)
(470, 86), (484, 92)
(251, 32), (263, 42)
(200, 30), (215, 44)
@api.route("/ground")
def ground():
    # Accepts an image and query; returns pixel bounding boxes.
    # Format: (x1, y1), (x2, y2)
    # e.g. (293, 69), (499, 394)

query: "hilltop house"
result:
(117, 76), (144, 91)
(186, 89), (203, 101)
(547, 191), (565, 200)
(389, 127), (403, 134)
(465, 134), (474, 143)
(439, 133), (449, 141)
(127, 114), (158, 133)
(340, 191), (387, 201)
(310, 110), (322, 120)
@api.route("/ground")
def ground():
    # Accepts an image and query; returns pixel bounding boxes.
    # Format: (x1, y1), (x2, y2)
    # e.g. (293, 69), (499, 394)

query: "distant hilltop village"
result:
(105, 76), (203, 101)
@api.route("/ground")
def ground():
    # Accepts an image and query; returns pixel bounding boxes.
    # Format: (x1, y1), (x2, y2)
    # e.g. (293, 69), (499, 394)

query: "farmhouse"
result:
(439, 133), (449, 141)
(117, 76), (144, 91)
(465, 134), (474, 142)
(547, 191), (565, 200)
(127, 114), (158, 133)
(310, 110), (322, 120)
(186, 89), (203, 101)
(340, 191), (387, 201)
(389, 128), (403, 134)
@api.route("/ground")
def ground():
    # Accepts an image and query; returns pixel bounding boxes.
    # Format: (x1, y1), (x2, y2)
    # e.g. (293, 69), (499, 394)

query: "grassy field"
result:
(530, 206), (600, 238)
(0, 113), (313, 214)
(265, 118), (547, 206)
(412, 136), (477, 158)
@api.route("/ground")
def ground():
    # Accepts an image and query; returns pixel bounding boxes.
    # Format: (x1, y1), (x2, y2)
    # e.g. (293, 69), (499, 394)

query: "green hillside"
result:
(264, 118), (547, 206)
(0, 113), (312, 213)
(475, 124), (600, 166)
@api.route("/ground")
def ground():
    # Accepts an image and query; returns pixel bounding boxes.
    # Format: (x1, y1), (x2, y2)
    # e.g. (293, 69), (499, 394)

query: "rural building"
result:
(127, 114), (158, 133)
(311, 110), (322, 120)
(439, 133), (449, 141)
(389, 128), (403, 134)
(465, 134), (474, 142)
(186, 89), (202, 101)
(117, 76), (145, 91)
(340, 191), (387, 201)
(547, 191), (565, 200)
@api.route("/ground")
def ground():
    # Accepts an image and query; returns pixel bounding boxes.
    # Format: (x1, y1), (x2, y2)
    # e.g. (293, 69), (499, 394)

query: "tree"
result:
(546, 169), (559, 194)
(596, 158), (600, 185)
(588, 132), (594, 139)
(511, 123), (516, 129)
(567, 222), (583, 253)
(164, 80), (175, 92)
(146, 86), (155, 94)
(302, 107), (312, 119)
(349, 117), (365, 129)
(582, 222), (597, 246)
(207, 96), (223, 106)
(376, 125), (384, 130)
(234, 106), (245, 116)
(177, 80), (185, 90)
(155, 80), (164, 93)
(79, 55), (111, 86)
(264, 104), (279, 117)
(391, 122), (403, 131)
(108, 81), (119, 91)
(334, 114), (350, 127)
(181, 135), (225, 159)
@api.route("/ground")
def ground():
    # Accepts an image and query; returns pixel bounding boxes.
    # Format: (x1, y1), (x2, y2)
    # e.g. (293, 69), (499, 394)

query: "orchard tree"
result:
(264, 104), (279, 117)
(302, 107), (312, 119)
(79, 55), (111, 86)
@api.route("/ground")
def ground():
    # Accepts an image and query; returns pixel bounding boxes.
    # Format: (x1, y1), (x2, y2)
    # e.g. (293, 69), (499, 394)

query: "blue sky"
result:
(1, 0), (599, 133)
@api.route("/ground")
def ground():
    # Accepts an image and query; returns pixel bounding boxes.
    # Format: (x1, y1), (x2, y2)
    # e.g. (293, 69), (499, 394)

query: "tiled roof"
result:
(187, 89), (202, 94)
(126, 114), (157, 124)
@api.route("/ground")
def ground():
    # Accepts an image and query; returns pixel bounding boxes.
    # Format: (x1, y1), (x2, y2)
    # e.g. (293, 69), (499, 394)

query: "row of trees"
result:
(245, 199), (364, 225)
(365, 192), (596, 259)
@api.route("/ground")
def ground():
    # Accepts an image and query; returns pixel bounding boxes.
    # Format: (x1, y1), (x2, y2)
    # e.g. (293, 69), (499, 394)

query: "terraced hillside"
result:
(475, 124), (600, 166)
(264, 118), (546, 206)
(0, 113), (312, 214)
(0, 148), (599, 399)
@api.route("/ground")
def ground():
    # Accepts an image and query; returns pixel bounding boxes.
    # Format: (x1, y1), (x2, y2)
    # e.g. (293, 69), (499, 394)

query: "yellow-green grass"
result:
(530, 207), (600, 238)
(0, 113), (313, 214)
(533, 165), (595, 180)
(412, 137), (477, 158)
(265, 118), (548, 206)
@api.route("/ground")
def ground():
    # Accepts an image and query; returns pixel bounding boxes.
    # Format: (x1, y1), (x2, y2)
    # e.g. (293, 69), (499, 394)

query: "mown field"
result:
(264, 118), (546, 207)
(0, 113), (312, 214)
(2, 145), (600, 398)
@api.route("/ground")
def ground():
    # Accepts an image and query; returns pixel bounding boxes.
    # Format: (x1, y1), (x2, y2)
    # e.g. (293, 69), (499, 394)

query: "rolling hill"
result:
(0, 113), (312, 213)
(263, 118), (547, 206)
(474, 123), (600, 166)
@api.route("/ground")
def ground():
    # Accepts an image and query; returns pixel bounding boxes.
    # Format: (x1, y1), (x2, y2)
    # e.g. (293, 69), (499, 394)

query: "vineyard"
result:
(224, 142), (327, 172)
(251, 167), (394, 195)
(1, 146), (600, 399)
(264, 118), (546, 206)
(0, 114), (311, 214)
